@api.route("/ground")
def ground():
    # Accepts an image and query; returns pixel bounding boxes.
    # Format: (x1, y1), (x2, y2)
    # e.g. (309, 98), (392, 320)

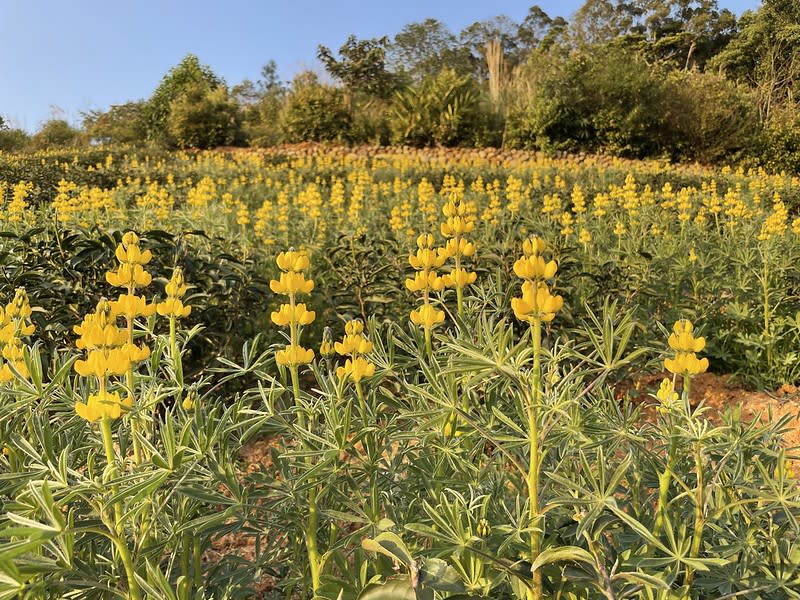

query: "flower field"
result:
(0, 145), (799, 599)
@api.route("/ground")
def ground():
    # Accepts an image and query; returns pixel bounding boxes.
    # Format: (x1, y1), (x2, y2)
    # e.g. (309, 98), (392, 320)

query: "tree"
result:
(145, 54), (224, 143)
(166, 83), (242, 149)
(0, 128), (30, 152)
(458, 15), (522, 80)
(710, 0), (800, 119)
(570, 0), (736, 67)
(234, 61), (287, 147)
(281, 72), (351, 143)
(389, 19), (472, 82)
(390, 69), (482, 147)
(317, 35), (396, 102)
(518, 5), (569, 51)
(27, 119), (83, 151)
(82, 102), (147, 145)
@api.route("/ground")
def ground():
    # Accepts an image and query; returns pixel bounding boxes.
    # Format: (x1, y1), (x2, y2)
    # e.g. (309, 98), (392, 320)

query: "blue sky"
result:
(1, 0), (761, 132)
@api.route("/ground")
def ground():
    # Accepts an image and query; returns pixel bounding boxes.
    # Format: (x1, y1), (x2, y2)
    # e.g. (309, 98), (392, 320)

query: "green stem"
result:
(355, 379), (367, 420)
(180, 527), (191, 583)
(101, 416), (142, 600)
(653, 432), (676, 540)
(762, 258), (772, 369)
(192, 536), (203, 589)
(528, 318), (543, 600)
(290, 366), (305, 430)
(684, 440), (706, 589)
(170, 316), (184, 402)
(289, 346), (319, 595)
(306, 485), (321, 594)
(424, 325), (432, 358)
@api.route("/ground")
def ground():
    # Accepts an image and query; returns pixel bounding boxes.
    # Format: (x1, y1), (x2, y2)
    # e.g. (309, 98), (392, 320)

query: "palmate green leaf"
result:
(530, 546), (596, 573)
(104, 469), (171, 508)
(356, 577), (432, 600)
(361, 532), (414, 569)
(0, 533), (54, 562)
(417, 558), (464, 593)
(611, 570), (670, 590)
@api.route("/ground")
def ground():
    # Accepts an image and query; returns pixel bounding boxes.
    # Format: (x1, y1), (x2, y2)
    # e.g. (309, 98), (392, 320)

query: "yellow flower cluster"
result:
(107, 232), (154, 292)
(74, 299), (143, 380)
(75, 390), (131, 422)
(511, 237), (563, 324)
(0, 288), (35, 382)
(157, 267), (192, 319)
(664, 319), (709, 376)
(335, 319), (375, 383)
(270, 250), (315, 367)
(440, 197), (477, 297)
(406, 234), (446, 330)
(655, 378), (679, 414)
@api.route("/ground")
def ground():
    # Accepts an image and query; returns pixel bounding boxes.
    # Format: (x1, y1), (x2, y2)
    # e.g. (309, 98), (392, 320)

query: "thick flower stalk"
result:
(0, 288), (36, 382)
(157, 267), (192, 400)
(335, 319), (375, 415)
(664, 319), (708, 380)
(511, 236), (563, 600)
(107, 232), (155, 464)
(269, 249), (320, 594)
(440, 198), (477, 317)
(73, 298), (141, 600)
(406, 233), (446, 355)
(662, 319), (709, 589)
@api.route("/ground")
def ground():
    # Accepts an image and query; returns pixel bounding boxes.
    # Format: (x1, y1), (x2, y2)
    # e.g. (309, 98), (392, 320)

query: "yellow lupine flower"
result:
(165, 268), (188, 298)
(275, 344), (314, 367)
(345, 320), (364, 336)
(522, 236), (547, 257)
(511, 282), (564, 323)
(111, 293), (156, 319)
(269, 271), (314, 295)
(442, 268), (477, 288)
(410, 304), (445, 329)
(334, 334), (373, 356)
(74, 348), (131, 378)
(270, 303), (315, 327)
(664, 352), (709, 376)
(668, 320), (705, 353)
(442, 238), (476, 258)
(75, 391), (132, 422)
(656, 378), (678, 408)
(336, 356), (375, 383)
(513, 255), (557, 280)
(156, 298), (192, 318)
(106, 263), (152, 288)
(276, 250), (310, 272)
(408, 247), (446, 271)
(405, 271), (446, 293)
(115, 239), (152, 266)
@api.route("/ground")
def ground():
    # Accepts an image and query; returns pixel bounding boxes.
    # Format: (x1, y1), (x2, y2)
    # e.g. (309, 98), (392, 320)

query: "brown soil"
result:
(629, 372), (800, 450)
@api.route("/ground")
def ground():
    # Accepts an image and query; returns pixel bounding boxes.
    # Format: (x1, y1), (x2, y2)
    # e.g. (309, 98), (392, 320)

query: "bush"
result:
(759, 105), (800, 174)
(166, 83), (243, 149)
(26, 119), (83, 151)
(390, 68), (481, 147)
(82, 102), (148, 145)
(663, 71), (760, 163)
(0, 128), (30, 152)
(281, 72), (352, 143)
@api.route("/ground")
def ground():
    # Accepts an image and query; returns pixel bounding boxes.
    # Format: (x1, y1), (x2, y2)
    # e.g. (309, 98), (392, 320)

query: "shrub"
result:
(26, 119), (83, 151)
(663, 71), (760, 163)
(281, 72), (352, 143)
(166, 83), (243, 149)
(390, 68), (481, 147)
